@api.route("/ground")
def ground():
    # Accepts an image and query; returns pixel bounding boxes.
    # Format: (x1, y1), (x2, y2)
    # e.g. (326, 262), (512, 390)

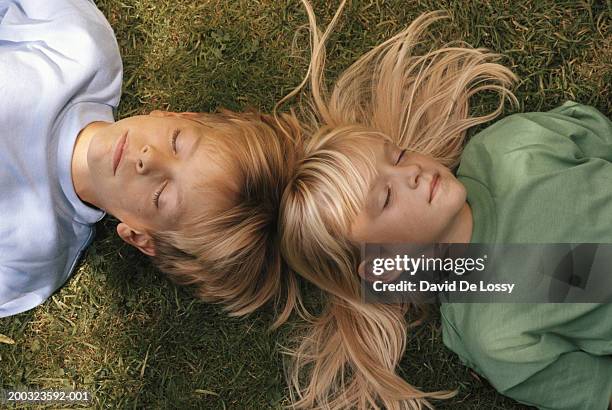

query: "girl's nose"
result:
(401, 163), (421, 189)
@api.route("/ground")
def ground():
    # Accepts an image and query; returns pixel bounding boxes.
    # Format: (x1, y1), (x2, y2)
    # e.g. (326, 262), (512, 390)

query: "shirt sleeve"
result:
(502, 351), (612, 410)
(0, 274), (47, 318)
(522, 101), (612, 162)
(441, 303), (612, 410)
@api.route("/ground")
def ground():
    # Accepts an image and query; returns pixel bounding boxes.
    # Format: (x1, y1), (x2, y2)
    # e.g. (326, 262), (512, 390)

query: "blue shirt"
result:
(0, 0), (122, 316)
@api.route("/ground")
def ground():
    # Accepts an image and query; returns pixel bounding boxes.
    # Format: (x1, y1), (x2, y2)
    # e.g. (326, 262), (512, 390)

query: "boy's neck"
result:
(71, 121), (109, 209)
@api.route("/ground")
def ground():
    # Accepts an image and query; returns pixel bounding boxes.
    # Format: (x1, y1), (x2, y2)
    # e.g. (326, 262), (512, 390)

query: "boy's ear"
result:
(116, 222), (156, 257)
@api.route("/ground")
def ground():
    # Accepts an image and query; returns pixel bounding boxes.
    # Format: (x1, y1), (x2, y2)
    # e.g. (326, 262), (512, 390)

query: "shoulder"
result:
(464, 111), (556, 155)
(0, 0), (122, 107)
(441, 303), (612, 392)
(465, 102), (611, 154)
(441, 303), (560, 392)
(51, 0), (120, 69)
(2, 0), (120, 68)
(5, 0), (112, 27)
(442, 302), (609, 363)
(458, 104), (600, 177)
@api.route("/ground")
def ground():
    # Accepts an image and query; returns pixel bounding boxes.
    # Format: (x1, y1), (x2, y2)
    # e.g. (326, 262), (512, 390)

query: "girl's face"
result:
(349, 140), (471, 244)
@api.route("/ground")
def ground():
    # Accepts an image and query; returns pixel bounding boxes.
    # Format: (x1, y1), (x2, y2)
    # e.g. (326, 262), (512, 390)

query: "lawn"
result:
(1, 0), (610, 408)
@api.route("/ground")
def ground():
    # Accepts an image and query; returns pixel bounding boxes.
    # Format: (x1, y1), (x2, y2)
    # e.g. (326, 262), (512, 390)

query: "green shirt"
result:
(441, 102), (612, 410)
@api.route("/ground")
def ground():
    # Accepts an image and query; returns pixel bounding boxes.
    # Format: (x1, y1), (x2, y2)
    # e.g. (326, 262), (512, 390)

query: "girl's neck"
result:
(442, 202), (473, 243)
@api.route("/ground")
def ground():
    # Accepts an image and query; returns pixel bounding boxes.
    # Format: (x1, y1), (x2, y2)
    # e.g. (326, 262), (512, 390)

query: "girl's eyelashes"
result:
(153, 181), (168, 208)
(379, 148), (405, 211)
(380, 149), (406, 211)
(171, 129), (180, 154)
(395, 149), (406, 165)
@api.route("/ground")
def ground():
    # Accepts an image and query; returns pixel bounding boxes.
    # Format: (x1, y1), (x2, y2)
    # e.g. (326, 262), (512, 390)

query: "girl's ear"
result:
(357, 256), (403, 283)
(116, 223), (157, 257)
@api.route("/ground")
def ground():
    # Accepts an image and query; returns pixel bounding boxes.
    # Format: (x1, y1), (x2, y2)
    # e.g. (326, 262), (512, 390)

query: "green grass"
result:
(1, 0), (610, 408)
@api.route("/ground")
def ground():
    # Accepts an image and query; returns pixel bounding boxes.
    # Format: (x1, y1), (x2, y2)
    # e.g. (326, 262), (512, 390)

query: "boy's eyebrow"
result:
(187, 134), (202, 159)
(170, 134), (202, 222)
(164, 135), (198, 221)
(164, 184), (185, 227)
(175, 186), (185, 220)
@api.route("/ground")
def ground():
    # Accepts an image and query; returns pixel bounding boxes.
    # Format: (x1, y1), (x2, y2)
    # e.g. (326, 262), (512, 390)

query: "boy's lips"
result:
(429, 173), (439, 203)
(112, 131), (128, 175)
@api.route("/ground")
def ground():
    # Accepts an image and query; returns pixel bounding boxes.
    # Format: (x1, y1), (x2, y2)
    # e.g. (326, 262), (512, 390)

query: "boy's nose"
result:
(136, 144), (167, 175)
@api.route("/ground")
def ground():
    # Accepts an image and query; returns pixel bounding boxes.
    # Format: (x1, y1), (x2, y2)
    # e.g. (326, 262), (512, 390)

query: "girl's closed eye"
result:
(381, 149), (406, 210)
(383, 185), (391, 209)
(396, 149), (406, 165)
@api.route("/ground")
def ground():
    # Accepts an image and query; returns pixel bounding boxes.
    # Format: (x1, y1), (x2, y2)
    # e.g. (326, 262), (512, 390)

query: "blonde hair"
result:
(277, 1), (517, 409)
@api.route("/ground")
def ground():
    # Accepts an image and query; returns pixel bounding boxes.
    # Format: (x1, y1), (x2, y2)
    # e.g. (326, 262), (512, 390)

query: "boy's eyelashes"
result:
(153, 180), (168, 208)
(152, 129), (181, 209)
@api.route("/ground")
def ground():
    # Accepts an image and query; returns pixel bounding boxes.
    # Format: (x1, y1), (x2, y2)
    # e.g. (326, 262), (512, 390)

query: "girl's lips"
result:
(112, 132), (128, 175)
(429, 173), (439, 203)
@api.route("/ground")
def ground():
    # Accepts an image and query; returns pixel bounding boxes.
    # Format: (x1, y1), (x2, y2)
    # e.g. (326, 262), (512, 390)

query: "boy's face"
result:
(86, 111), (226, 255)
(350, 140), (469, 244)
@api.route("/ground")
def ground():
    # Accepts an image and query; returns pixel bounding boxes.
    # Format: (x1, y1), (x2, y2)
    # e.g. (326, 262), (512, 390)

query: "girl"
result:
(270, 2), (612, 409)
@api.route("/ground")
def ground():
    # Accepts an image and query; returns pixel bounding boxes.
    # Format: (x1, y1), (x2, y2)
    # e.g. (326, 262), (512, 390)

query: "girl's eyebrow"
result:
(386, 142), (402, 165)
(383, 141), (394, 163)
(363, 143), (387, 217)
(365, 176), (385, 218)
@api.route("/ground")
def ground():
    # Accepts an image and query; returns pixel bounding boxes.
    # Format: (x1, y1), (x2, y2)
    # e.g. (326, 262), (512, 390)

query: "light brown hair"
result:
(149, 110), (305, 327)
